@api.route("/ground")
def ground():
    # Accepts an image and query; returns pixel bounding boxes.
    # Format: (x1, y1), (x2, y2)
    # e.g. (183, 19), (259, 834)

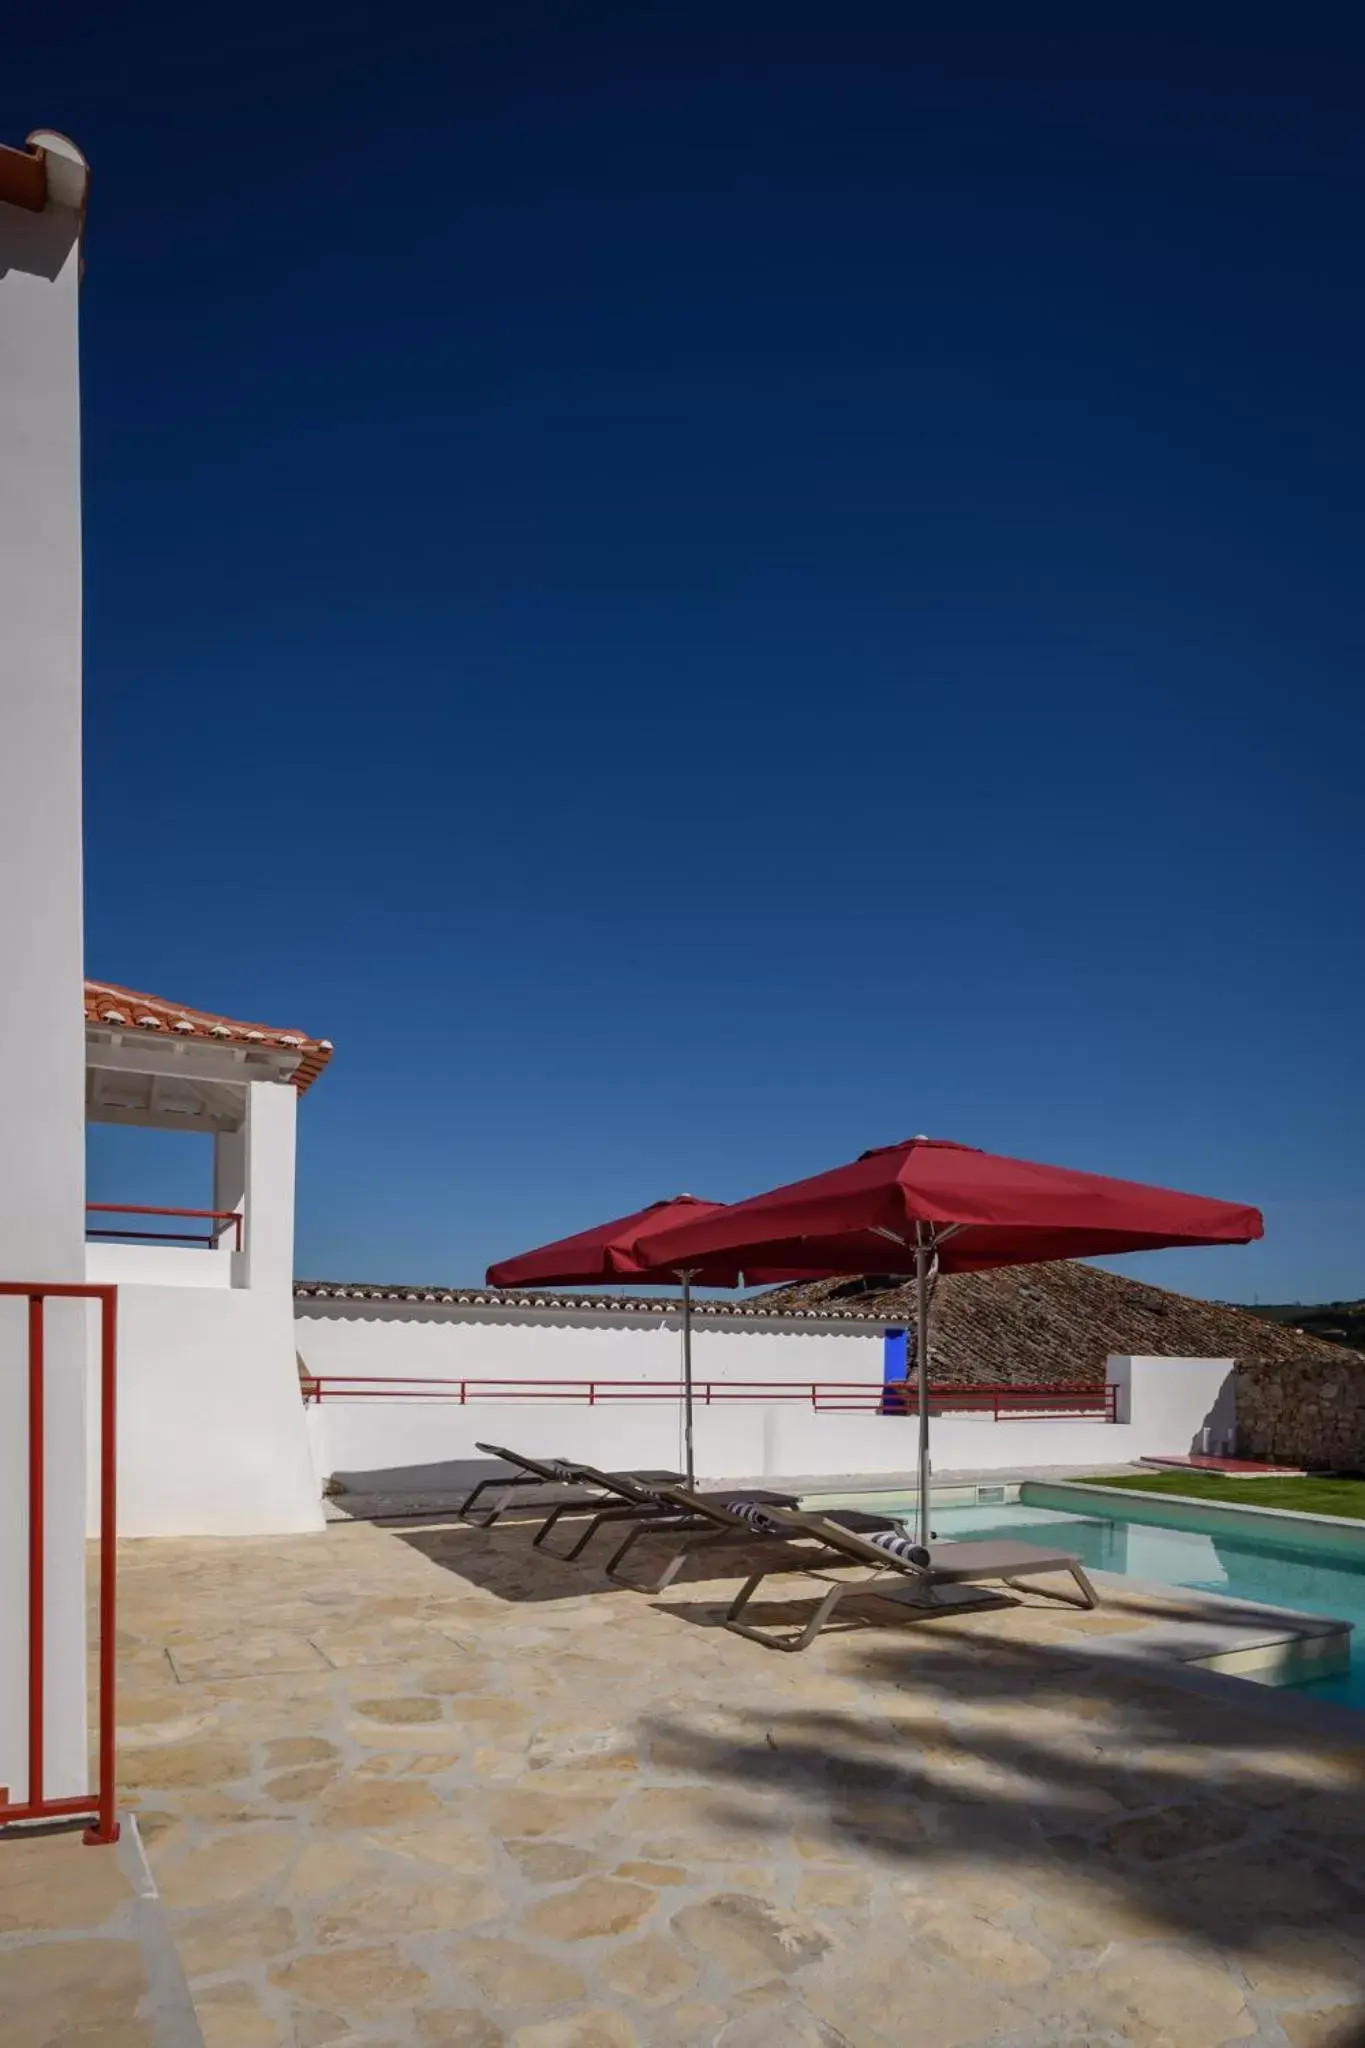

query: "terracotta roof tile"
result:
(293, 1281), (876, 1321)
(84, 980), (332, 1093)
(293, 1262), (1350, 1361)
(0, 141), (46, 213)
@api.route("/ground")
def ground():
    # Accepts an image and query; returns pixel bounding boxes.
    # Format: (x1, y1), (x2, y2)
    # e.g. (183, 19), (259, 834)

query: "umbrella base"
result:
(864, 1580), (1008, 1614)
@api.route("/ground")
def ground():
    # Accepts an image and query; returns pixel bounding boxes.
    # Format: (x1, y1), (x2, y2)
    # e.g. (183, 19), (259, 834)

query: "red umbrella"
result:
(487, 1196), (806, 1485)
(488, 1196), (745, 1292)
(631, 1137), (1263, 1541)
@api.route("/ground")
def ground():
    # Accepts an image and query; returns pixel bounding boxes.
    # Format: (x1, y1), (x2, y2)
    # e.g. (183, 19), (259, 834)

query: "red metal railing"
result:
(0, 1283), (118, 1845)
(86, 1203), (242, 1252)
(298, 1373), (1116, 1420)
(871, 1381), (1118, 1422)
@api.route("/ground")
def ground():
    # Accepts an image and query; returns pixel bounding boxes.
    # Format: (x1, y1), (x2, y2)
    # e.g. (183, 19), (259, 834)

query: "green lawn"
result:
(1075, 1470), (1365, 1519)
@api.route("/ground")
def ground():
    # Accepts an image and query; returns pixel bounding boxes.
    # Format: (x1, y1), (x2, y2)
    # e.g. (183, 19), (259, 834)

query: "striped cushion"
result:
(866, 1529), (932, 1568)
(727, 1499), (784, 1533)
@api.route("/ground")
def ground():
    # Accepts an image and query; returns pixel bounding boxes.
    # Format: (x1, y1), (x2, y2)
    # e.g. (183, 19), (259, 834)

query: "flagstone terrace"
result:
(10, 1509), (1365, 2047)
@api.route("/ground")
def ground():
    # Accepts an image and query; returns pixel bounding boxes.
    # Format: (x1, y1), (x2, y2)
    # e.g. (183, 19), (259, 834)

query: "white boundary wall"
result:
(295, 1297), (883, 1390)
(307, 1397), (1146, 1491)
(297, 1302), (1236, 1491)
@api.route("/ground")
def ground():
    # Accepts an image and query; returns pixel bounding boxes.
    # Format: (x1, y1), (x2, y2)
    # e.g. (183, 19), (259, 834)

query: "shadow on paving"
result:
(395, 1509), (1361, 1644)
(396, 1513), (1365, 2033)
(330, 1456), (544, 1498)
(636, 1618), (1365, 2022)
(393, 1506), (852, 1602)
(329, 1455), (685, 1517)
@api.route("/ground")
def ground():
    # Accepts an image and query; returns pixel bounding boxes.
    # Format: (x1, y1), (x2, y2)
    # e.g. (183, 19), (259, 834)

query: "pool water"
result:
(905, 1499), (1364, 1708)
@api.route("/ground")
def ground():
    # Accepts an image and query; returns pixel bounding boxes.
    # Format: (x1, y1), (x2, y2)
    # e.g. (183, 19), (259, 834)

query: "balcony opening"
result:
(85, 1124), (240, 1281)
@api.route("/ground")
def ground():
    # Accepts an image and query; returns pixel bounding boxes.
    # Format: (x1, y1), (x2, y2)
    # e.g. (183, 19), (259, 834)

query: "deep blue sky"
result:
(11, 6), (1361, 1301)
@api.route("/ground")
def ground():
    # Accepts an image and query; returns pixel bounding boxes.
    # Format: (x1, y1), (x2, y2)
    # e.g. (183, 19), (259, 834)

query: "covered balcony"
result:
(83, 978), (331, 1289)
(79, 977), (332, 1536)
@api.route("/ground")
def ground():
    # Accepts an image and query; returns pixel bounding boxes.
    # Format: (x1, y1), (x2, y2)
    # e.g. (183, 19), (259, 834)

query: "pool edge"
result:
(1021, 1478), (1365, 1558)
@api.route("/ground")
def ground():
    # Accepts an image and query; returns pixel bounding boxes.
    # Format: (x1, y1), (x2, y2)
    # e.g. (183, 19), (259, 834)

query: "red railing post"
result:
(85, 1290), (119, 1845)
(0, 1281), (119, 1847)
(27, 1294), (44, 1815)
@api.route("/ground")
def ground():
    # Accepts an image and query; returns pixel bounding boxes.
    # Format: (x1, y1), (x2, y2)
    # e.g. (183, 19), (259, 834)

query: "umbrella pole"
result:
(679, 1270), (696, 1489)
(915, 1236), (932, 1547)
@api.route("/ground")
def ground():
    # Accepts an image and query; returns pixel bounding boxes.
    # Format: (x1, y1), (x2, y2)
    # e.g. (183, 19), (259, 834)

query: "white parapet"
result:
(1106, 1354), (1236, 1452)
(296, 1303), (1240, 1494)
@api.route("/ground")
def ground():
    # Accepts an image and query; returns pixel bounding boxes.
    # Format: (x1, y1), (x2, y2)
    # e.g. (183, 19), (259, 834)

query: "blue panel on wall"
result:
(881, 1328), (907, 1414)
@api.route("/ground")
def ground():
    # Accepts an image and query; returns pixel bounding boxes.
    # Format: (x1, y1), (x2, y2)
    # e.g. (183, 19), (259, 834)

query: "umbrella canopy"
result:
(486, 1196), (811, 1486)
(487, 1195), (746, 1290)
(630, 1137), (1263, 1275)
(631, 1137), (1263, 1544)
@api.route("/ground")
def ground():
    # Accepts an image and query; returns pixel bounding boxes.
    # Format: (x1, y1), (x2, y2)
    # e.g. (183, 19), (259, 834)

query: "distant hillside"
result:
(1236, 1300), (1365, 1352)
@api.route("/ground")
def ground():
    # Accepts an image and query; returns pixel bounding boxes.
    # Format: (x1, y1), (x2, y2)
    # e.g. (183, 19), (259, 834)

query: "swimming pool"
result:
(808, 1488), (1365, 1708)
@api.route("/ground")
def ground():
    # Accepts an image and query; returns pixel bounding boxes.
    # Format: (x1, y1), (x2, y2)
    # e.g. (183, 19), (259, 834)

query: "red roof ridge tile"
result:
(84, 979), (332, 1093)
(0, 139), (46, 212)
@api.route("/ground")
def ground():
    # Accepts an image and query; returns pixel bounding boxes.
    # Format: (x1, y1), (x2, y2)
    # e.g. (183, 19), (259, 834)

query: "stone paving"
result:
(0, 1816), (203, 2046)
(36, 1510), (1365, 2045)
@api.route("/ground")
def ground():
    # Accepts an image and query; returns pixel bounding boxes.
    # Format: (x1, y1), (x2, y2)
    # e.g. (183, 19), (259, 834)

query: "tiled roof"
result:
(292, 1263), (1356, 1371)
(0, 140), (46, 212)
(761, 1262), (1351, 1384)
(293, 1281), (880, 1322)
(0, 132), (88, 218)
(84, 980), (332, 1094)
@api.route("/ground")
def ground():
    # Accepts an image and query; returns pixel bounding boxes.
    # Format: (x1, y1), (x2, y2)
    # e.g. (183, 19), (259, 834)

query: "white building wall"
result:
(109, 1287), (322, 1536)
(0, 138), (93, 1804)
(90, 1080), (323, 1536)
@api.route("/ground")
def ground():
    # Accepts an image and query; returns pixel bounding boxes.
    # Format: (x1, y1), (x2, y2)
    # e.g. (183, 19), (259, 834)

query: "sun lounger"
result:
(528, 1464), (730, 1554)
(586, 1483), (829, 1589)
(459, 1444), (682, 1528)
(721, 1510), (1099, 1650)
(536, 1474), (802, 1564)
(599, 1495), (951, 1591)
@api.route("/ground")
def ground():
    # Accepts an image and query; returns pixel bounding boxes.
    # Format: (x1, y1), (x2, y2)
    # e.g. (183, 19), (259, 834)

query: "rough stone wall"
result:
(1235, 1353), (1365, 1472)
(767, 1261), (1365, 1471)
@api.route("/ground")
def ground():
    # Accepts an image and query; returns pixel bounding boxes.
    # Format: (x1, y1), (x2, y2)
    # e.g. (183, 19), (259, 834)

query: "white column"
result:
(0, 136), (93, 1805)
(241, 1080), (297, 1297)
(213, 1120), (247, 1285)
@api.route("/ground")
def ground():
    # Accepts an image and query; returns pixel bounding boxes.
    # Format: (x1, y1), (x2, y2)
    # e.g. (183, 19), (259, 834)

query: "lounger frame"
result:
(722, 1512), (1099, 1651)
